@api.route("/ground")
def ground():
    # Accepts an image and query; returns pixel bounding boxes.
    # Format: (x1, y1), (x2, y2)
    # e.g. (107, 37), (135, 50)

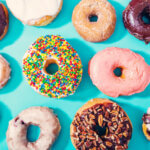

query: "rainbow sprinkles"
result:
(23, 35), (83, 98)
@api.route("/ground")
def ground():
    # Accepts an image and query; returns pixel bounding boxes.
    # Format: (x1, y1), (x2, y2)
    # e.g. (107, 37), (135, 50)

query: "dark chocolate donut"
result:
(0, 3), (8, 40)
(123, 0), (150, 44)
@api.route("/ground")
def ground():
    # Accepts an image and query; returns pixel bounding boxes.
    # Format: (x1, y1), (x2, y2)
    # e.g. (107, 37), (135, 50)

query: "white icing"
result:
(146, 124), (150, 131)
(6, 0), (62, 23)
(147, 108), (150, 114)
(146, 108), (150, 131)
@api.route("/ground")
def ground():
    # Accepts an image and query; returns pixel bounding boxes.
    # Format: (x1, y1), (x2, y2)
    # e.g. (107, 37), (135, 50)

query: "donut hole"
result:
(93, 124), (107, 137)
(147, 129), (150, 135)
(141, 7), (150, 24)
(27, 125), (40, 142)
(44, 59), (59, 75)
(88, 14), (98, 22)
(113, 67), (122, 77)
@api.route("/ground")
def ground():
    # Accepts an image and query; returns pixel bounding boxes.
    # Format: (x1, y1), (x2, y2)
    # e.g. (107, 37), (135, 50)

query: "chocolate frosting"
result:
(72, 103), (132, 149)
(142, 113), (150, 124)
(123, 0), (150, 43)
(0, 3), (7, 37)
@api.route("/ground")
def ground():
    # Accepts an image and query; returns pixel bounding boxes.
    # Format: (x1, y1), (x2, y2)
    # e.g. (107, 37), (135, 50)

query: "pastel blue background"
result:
(0, 0), (150, 149)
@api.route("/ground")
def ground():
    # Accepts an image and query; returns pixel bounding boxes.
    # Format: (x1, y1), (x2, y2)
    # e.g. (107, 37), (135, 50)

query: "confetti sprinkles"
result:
(23, 35), (83, 98)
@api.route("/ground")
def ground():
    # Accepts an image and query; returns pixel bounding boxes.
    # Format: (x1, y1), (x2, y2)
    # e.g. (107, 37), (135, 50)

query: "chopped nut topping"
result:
(98, 114), (103, 127)
(72, 103), (132, 150)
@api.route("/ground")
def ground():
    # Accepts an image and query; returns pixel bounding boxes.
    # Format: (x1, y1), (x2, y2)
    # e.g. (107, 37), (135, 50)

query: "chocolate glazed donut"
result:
(0, 3), (9, 40)
(123, 0), (150, 44)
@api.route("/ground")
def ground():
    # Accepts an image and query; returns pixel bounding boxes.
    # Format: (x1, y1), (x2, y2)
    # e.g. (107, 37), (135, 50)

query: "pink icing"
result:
(88, 47), (150, 97)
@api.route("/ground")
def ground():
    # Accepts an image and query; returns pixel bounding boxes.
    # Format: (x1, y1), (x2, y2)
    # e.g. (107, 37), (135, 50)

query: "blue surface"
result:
(0, 0), (150, 149)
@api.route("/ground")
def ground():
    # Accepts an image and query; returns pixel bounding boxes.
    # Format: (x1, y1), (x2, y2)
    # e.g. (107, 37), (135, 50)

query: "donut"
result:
(6, 0), (63, 26)
(0, 55), (11, 88)
(7, 107), (61, 150)
(23, 35), (83, 98)
(72, 0), (116, 42)
(88, 47), (150, 97)
(142, 108), (150, 140)
(0, 3), (9, 40)
(70, 98), (132, 150)
(123, 0), (150, 43)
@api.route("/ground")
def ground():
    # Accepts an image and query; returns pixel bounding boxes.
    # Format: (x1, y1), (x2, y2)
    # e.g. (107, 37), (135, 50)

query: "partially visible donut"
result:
(6, 0), (63, 26)
(70, 98), (132, 150)
(88, 47), (150, 97)
(0, 55), (11, 88)
(142, 108), (150, 140)
(72, 0), (116, 42)
(23, 35), (83, 98)
(7, 107), (61, 150)
(0, 3), (9, 40)
(123, 0), (150, 43)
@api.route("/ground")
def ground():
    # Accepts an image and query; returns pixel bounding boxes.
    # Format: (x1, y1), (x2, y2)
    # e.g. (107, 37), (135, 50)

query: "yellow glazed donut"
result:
(23, 35), (83, 98)
(6, 0), (63, 26)
(71, 98), (132, 149)
(142, 108), (150, 140)
(72, 0), (116, 42)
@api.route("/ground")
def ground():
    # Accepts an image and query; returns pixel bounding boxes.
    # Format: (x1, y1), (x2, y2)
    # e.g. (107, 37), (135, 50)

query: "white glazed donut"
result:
(0, 55), (11, 88)
(6, 0), (63, 26)
(6, 107), (61, 150)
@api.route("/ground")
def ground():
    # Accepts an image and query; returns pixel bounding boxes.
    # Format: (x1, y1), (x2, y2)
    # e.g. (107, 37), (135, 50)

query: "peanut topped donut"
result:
(6, 0), (63, 26)
(123, 0), (150, 43)
(88, 47), (150, 97)
(72, 0), (116, 42)
(70, 98), (132, 150)
(0, 55), (11, 88)
(0, 3), (9, 40)
(7, 107), (61, 150)
(23, 35), (83, 98)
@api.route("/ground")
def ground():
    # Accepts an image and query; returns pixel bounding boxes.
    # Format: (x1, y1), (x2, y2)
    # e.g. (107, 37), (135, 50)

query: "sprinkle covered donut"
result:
(23, 35), (83, 98)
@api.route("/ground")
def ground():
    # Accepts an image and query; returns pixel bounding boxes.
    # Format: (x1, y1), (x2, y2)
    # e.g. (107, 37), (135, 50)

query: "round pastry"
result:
(123, 0), (150, 43)
(72, 0), (116, 42)
(88, 47), (150, 97)
(7, 107), (61, 150)
(23, 35), (83, 98)
(6, 0), (63, 26)
(70, 98), (132, 149)
(0, 55), (11, 88)
(0, 3), (9, 40)
(142, 108), (150, 140)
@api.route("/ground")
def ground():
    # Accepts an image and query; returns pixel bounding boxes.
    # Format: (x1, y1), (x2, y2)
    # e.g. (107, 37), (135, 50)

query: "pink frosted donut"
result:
(88, 47), (150, 97)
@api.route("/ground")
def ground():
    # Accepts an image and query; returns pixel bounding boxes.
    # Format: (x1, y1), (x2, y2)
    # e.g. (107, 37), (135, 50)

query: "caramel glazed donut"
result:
(6, 0), (63, 26)
(123, 0), (150, 43)
(7, 107), (61, 150)
(71, 98), (132, 150)
(0, 3), (9, 40)
(0, 55), (11, 88)
(72, 0), (116, 42)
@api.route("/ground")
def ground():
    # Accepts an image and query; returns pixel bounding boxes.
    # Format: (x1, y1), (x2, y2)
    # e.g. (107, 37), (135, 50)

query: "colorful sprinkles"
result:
(23, 35), (83, 98)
